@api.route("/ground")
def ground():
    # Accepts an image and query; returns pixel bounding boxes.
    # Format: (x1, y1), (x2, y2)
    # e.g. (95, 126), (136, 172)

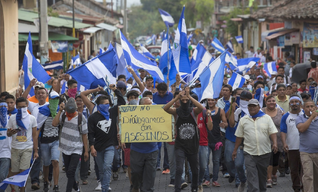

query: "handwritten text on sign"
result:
(119, 105), (173, 143)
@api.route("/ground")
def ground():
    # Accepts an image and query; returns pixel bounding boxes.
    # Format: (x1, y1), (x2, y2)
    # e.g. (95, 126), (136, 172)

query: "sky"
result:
(95, 0), (141, 8)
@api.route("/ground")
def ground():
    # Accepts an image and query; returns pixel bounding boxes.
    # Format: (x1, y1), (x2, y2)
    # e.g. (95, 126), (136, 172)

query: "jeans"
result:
(31, 140), (42, 185)
(224, 139), (246, 184)
(130, 150), (158, 192)
(157, 143), (170, 170)
(112, 148), (121, 172)
(63, 153), (81, 192)
(208, 143), (222, 182)
(175, 148), (199, 192)
(80, 147), (90, 181)
(95, 146), (115, 192)
(0, 158), (10, 192)
(203, 148), (211, 181)
(166, 143), (185, 181)
(40, 140), (60, 166)
(94, 157), (100, 181)
(198, 145), (208, 185)
(244, 152), (271, 192)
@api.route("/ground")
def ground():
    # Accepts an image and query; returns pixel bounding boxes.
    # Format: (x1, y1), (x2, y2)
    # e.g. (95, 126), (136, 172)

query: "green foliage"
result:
(48, 7), (59, 17)
(181, 0), (214, 27)
(221, 7), (250, 37)
(140, 0), (158, 12)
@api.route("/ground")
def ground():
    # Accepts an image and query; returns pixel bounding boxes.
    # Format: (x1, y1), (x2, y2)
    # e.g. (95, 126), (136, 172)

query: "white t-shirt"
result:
(8, 114), (37, 150)
(280, 112), (303, 150)
(28, 101), (49, 127)
(0, 119), (12, 158)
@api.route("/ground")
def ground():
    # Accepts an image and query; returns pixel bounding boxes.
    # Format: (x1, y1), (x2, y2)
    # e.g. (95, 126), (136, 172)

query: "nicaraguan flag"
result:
(69, 54), (82, 70)
(0, 162), (34, 190)
(140, 46), (155, 61)
(158, 8), (175, 27)
(22, 32), (51, 96)
(254, 88), (265, 108)
(199, 53), (227, 101)
(43, 60), (63, 70)
(226, 40), (234, 53)
(159, 31), (170, 73)
(235, 36), (243, 44)
(67, 49), (118, 89)
(228, 72), (245, 90)
(120, 31), (164, 82)
(151, 34), (157, 45)
(107, 43), (114, 52)
(99, 48), (104, 55)
(145, 37), (152, 46)
(172, 6), (191, 74)
(115, 42), (127, 77)
(191, 44), (213, 81)
(211, 38), (225, 53)
(264, 61), (277, 78)
(187, 33), (193, 45)
(234, 57), (260, 74)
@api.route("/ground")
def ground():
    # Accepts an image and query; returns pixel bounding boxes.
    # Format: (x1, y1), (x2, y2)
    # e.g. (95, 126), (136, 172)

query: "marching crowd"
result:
(1, 45), (318, 192)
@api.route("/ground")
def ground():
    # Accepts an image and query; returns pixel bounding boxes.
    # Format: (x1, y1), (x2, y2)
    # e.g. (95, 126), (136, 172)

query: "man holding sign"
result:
(163, 87), (204, 192)
(130, 97), (159, 192)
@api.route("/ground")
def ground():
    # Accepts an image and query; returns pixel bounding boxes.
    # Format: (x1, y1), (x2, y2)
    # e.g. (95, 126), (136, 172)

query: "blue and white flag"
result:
(254, 88), (265, 108)
(22, 33), (51, 96)
(43, 60), (63, 70)
(140, 46), (155, 61)
(191, 44), (213, 81)
(107, 43), (114, 52)
(211, 38), (225, 53)
(115, 42), (127, 77)
(151, 34), (157, 45)
(99, 48), (104, 55)
(187, 33), (193, 45)
(233, 57), (260, 74)
(228, 72), (245, 90)
(120, 31), (164, 82)
(172, 6), (191, 74)
(69, 54), (82, 70)
(159, 31), (170, 74)
(158, 8), (175, 27)
(264, 61), (277, 78)
(199, 53), (227, 101)
(0, 162), (34, 190)
(235, 36), (244, 44)
(226, 40), (234, 53)
(67, 49), (118, 89)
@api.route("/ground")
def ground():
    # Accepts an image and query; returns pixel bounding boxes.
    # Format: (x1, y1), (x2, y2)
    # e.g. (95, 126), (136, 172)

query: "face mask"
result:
(236, 96), (240, 106)
(128, 99), (138, 105)
(16, 107), (30, 130)
(68, 88), (77, 98)
(0, 103), (8, 128)
(49, 99), (59, 118)
(240, 100), (249, 109)
(65, 112), (77, 121)
(97, 104), (110, 120)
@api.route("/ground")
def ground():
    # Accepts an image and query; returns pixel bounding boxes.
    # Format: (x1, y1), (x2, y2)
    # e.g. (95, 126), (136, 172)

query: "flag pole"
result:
(166, 25), (170, 86)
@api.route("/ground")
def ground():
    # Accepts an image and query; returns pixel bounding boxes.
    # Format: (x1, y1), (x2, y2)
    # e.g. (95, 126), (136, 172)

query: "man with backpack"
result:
(52, 98), (89, 192)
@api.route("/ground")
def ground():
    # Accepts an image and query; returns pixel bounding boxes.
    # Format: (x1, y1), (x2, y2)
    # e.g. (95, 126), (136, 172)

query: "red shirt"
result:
(297, 88), (309, 93)
(197, 112), (209, 146)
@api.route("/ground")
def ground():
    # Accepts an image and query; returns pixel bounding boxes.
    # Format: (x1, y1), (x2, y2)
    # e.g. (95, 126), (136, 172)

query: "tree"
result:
(140, 0), (157, 12)
(221, 7), (251, 37)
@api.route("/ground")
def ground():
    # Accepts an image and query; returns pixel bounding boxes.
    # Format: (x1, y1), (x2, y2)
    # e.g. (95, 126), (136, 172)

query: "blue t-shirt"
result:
(130, 142), (158, 154)
(153, 92), (173, 104)
(296, 114), (318, 153)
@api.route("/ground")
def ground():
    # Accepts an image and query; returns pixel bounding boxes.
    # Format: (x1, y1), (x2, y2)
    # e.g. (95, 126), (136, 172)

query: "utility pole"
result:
(123, 0), (127, 37)
(40, 0), (48, 64)
(73, 0), (75, 56)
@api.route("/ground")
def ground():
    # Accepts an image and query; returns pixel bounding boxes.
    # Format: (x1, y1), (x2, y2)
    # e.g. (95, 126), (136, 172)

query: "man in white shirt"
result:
(245, 46), (254, 58)
(233, 99), (278, 192)
(280, 95), (303, 192)
(253, 47), (263, 59)
(0, 101), (11, 192)
(7, 97), (38, 192)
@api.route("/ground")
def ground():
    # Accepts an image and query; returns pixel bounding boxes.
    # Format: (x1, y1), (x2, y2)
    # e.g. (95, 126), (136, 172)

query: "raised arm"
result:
(297, 111), (317, 133)
(22, 78), (37, 98)
(127, 67), (145, 92)
(185, 87), (204, 115)
(80, 87), (104, 114)
(228, 102), (237, 128)
(52, 103), (64, 127)
(111, 84), (126, 106)
(163, 95), (179, 116)
(206, 109), (213, 131)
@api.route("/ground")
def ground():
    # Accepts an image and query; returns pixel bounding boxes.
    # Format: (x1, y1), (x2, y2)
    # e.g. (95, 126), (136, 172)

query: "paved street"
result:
(21, 150), (294, 192)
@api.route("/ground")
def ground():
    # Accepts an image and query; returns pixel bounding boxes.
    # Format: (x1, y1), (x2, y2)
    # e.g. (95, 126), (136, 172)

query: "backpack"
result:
(59, 112), (83, 142)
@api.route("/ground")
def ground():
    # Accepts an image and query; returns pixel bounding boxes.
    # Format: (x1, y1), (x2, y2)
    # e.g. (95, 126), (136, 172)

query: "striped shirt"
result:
(59, 112), (88, 155)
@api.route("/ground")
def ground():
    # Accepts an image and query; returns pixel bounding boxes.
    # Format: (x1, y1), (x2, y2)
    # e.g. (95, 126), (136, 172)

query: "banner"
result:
(119, 105), (173, 143)
(51, 41), (68, 53)
(303, 22), (318, 48)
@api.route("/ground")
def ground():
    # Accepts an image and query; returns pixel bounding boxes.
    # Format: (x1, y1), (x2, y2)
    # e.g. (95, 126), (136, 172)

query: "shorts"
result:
(40, 140), (60, 166)
(11, 148), (33, 172)
(124, 148), (131, 167)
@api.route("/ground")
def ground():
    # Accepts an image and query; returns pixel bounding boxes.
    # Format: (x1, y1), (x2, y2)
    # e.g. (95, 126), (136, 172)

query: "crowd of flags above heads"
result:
(23, 6), (275, 101)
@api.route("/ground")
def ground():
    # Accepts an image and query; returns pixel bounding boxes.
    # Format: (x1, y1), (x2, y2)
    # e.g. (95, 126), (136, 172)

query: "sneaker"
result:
(202, 180), (210, 187)
(228, 176), (235, 183)
(62, 166), (65, 171)
(43, 182), (49, 192)
(95, 181), (101, 191)
(168, 179), (175, 187)
(162, 169), (170, 174)
(272, 175), (277, 185)
(82, 180), (88, 185)
(212, 181), (220, 187)
(266, 180), (272, 188)
(198, 185), (203, 192)
(181, 182), (188, 189)
(113, 172), (118, 181)
(108, 187), (112, 191)
(223, 173), (230, 178)
(279, 172), (285, 177)
(88, 170), (91, 176)
(156, 167), (161, 171)
(31, 183), (40, 190)
(53, 185), (59, 192)
(238, 182), (246, 192)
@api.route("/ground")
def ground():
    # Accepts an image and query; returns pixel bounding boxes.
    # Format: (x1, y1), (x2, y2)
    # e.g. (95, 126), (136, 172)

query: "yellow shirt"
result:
(275, 95), (290, 113)
(235, 114), (278, 156)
